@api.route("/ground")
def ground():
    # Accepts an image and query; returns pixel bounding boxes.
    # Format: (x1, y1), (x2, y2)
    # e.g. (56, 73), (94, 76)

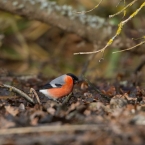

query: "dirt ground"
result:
(0, 70), (145, 145)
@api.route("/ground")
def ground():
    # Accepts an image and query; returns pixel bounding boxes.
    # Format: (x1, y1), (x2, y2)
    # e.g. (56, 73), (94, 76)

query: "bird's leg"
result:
(62, 92), (73, 106)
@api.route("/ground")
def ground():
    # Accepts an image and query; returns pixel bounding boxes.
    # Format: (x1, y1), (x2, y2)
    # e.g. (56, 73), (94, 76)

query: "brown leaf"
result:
(0, 117), (15, 129)
(5, 105), (19, 116)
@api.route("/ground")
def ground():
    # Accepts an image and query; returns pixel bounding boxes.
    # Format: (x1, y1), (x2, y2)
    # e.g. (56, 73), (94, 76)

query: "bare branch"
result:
(0, 124), (107, 135)
(0, 84), (35, 104)
(75, 0), (103, 14)
(74, 2), (145, 55)
(0, 0), (109, 43)
(113, 41), (145, 54)
(109, 0), (138, 18)
(30, 88), (41, 105)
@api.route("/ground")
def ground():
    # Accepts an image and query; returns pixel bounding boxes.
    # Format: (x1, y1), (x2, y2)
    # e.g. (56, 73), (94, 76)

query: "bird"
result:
(39, 73), (79, 100)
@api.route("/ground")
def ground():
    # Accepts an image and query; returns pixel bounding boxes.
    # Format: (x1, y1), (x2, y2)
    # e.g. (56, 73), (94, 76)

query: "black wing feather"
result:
(55, 84), (62, 87)
(40, 83), (53, 89)
(40, 83), (62, 89)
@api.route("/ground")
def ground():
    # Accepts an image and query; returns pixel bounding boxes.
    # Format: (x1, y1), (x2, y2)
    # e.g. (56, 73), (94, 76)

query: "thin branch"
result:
(75, 0), (103, 14)
(30, 88), (41, 104)
(113, 41), (145, 53)
(61, 92), (73, 106)
(0, 84), (35, 104)
(116, 0), (124, 7)
(0, 96), (18, 99)
(0, 124), (107, 135)
(74, 2), (145, 55)
(134, 59), (145, 74)
(109, 0), (138, 18)
(83, 77), (110, 102)
(74, 48), (103, 55)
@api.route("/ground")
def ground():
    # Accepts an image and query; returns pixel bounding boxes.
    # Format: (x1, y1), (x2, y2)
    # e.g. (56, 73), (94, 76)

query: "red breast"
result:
(47, 75), (74, 99)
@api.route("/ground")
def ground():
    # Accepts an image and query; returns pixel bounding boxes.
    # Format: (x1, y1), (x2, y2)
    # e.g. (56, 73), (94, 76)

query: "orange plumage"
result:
(47, 76), (73, 99)
(39, 73), (79, 100)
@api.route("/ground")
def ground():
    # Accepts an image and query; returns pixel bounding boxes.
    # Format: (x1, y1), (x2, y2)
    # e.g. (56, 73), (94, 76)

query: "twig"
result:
(80, 44), (101, 76)
(0, 96), (18, 99)
(30, 88), (41, 104)
(116, 0), (124, 8)
(75, 0), (103, 14)
(113, 41), (145, 54)
(62, 92), (73, 106)
(109, 0), (138, 18)
(0, 84), (35, 104)
(134, 59), (145, 74)
(74, 49), (102, 55)
(0, 124), (107, 135)
(83, 77), (110, 102)
(74, 1), (145, 55)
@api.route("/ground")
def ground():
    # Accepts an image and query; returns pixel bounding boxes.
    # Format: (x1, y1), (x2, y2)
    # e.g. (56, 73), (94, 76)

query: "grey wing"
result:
(49, 74), (66, 87)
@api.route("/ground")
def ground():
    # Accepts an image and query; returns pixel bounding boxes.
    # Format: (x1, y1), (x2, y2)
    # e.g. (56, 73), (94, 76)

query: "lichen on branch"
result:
(0, 0), (109, 43)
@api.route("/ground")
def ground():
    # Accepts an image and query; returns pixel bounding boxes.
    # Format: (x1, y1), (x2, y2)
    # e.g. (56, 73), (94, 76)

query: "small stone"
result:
(18, 4), (24, 9)
(12, 1), (18, 6)
(110, 98), (128, 109)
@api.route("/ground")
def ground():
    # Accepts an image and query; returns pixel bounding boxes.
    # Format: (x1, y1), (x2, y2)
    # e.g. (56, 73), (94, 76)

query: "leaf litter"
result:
(0, 73), (145, 145)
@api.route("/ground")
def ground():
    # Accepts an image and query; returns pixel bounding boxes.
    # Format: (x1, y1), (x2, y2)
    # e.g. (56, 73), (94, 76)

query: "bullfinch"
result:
(39, 73), (79, 100)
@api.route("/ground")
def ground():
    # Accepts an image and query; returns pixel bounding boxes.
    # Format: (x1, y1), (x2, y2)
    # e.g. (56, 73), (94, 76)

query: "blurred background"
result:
(0, 0), (145, 83)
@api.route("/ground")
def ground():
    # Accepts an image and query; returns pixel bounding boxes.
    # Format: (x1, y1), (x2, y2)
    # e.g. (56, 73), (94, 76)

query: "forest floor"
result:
(0, 71), (145, 145)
